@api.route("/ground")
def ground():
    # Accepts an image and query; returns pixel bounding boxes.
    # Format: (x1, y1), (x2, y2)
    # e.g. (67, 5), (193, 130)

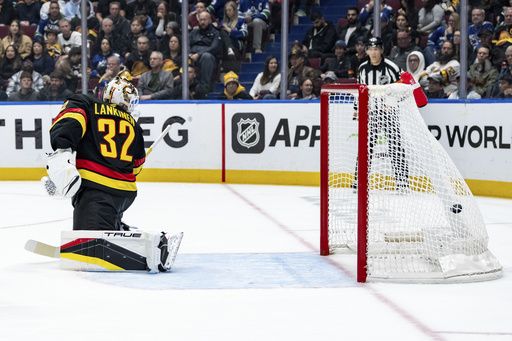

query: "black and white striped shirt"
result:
(357, 58), (402, 85)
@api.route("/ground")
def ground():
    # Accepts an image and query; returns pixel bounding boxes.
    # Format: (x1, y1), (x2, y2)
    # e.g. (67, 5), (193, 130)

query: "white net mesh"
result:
(325, 83), (502, 282)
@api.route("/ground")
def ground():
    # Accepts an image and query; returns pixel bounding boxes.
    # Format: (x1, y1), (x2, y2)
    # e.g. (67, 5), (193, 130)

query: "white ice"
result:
(0, 181), (511, 340)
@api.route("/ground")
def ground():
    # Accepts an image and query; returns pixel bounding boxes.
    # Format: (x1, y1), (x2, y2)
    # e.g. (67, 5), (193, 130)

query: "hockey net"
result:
(320, 83), (502, 283)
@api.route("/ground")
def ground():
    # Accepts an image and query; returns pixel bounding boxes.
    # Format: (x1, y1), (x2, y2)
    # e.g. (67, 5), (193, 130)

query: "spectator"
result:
(96, 0), (127, 23)
(218, 71), (252, 100)
(57, 19), (81, 56)
(249, 55), (281, 99)
(39, 0), (66, 20)
(388, 30), (423, 71)
(453, 29), (475, 65)
(397, 0), (418, 29)
(162, 34), (182, 80)
(35, 1), (63, 41)
(2, 20), (33, 59)
(494, 7), (512, 42)
(53, 58), (77, 91)
(0, 88), (7, 100)
(64, 0), (81, 20)
(285, 49), (319, 99)
(207, 0), (226, 21)
(189, 1), (218, 31)
(106, 1), (130, 38)
(295, 78), (317, 100)
(67, 46), (89, 79)
(6, 56), (44, 95)
(322, 72), (338, 85)
(93, 17), (124, 57)
(220, 1), (248, 59)
(125, 35), (152, 78)
(0, 45), (23, 81)
(154, 1), (175, 39)
(374, 13), (394, 57)
(137, 51), (174, 100)
(31, 40), (55, 76)
(171, 66), (209, 100)
(392, 14), (418, 47)
(468, 8), (494, 51)
(417, 0), (444, 36)
(406, 51), (425, 81)
(469, 45), (499, 98)
(337, 7), (368, 55)
(420, 40), (460, 94)
(301, 11), (337, 63)
(158, 21), (181, 57)
(7, 71), (39, 101)
(17, 0), (42, 27)
(425, 13), (460, 66)
(424, 72), (446, 98)
(239, 0), (270, 53)
(69, 1), (100, 43)
(189, 11), (222, 89)
(448, 71), (481, 99)
(349, 36), (369, 74)
(478, 28), (505, 68)
(495, 73), (512, 98)
(45, 29), (63, 60)
(0, 0), (16, 27)
(126, 0), (157, 24)
(96, 55), (131, 95)
(358, 0), (393, 31)
(491, 45), (512, 97)
(124, 15), (155, 59)
(38, 71), (74, 101)
(91, 37), (121, 78)
(318, 40), (353, 80)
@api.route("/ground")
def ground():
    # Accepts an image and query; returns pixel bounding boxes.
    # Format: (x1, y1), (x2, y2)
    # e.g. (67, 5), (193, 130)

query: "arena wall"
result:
(1, 99), (511, 198)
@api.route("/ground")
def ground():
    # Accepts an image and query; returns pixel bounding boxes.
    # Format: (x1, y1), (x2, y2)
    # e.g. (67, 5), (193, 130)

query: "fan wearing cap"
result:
(285, 49), (320, 99)
(357, 36), (402, 85)
(424, 72), (446, 99)
(349, 36), (369, 73)
(318, 40), (354, 80)
(219, 71), (253, 100)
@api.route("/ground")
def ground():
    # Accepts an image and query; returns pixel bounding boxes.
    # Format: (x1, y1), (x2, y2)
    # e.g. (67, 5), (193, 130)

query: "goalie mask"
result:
(103, 76), (139, 113)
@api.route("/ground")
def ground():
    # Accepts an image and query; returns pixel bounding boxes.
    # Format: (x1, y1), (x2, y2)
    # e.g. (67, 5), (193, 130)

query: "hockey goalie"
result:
(36, 76), (183, 273)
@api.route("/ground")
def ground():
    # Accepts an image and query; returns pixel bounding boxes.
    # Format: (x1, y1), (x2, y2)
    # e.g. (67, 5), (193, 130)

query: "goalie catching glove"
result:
(43, 148), (81, 198)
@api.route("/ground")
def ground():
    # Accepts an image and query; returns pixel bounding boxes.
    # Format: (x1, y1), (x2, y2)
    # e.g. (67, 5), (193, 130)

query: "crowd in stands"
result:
(1, 0), (512, 101)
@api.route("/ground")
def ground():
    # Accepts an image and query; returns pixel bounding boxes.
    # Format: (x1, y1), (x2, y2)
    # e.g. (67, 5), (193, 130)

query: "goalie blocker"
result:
(59, 230), (183, 273)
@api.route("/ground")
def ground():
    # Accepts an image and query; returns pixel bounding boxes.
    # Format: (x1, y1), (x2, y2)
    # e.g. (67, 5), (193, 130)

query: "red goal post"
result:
(320, 83), (502, 283)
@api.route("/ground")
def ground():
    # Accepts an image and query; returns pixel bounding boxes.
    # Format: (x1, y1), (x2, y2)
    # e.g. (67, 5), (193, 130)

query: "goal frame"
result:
(320, 84), (369, 282)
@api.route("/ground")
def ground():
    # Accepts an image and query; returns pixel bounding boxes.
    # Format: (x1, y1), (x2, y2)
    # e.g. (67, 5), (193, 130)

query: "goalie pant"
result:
(59, 230), (182, 273)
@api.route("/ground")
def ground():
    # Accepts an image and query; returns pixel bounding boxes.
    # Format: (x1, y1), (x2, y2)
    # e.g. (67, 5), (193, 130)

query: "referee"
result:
(358, 37), (402, 85)
(354, 36), (409, 192)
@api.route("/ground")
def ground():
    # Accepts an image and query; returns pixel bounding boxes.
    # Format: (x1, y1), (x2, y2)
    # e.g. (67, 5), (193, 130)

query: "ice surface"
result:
(0, 182), (510, 340)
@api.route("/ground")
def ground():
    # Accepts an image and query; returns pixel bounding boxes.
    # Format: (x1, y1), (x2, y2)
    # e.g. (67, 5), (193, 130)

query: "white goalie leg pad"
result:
(46, 148), (81, 198)
(59, 230), (183, 273)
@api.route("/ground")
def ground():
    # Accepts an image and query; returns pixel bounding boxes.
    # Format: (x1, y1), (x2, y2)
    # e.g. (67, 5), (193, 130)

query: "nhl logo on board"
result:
(237, 118), (259, 148)
(232, 113), (265, 153)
